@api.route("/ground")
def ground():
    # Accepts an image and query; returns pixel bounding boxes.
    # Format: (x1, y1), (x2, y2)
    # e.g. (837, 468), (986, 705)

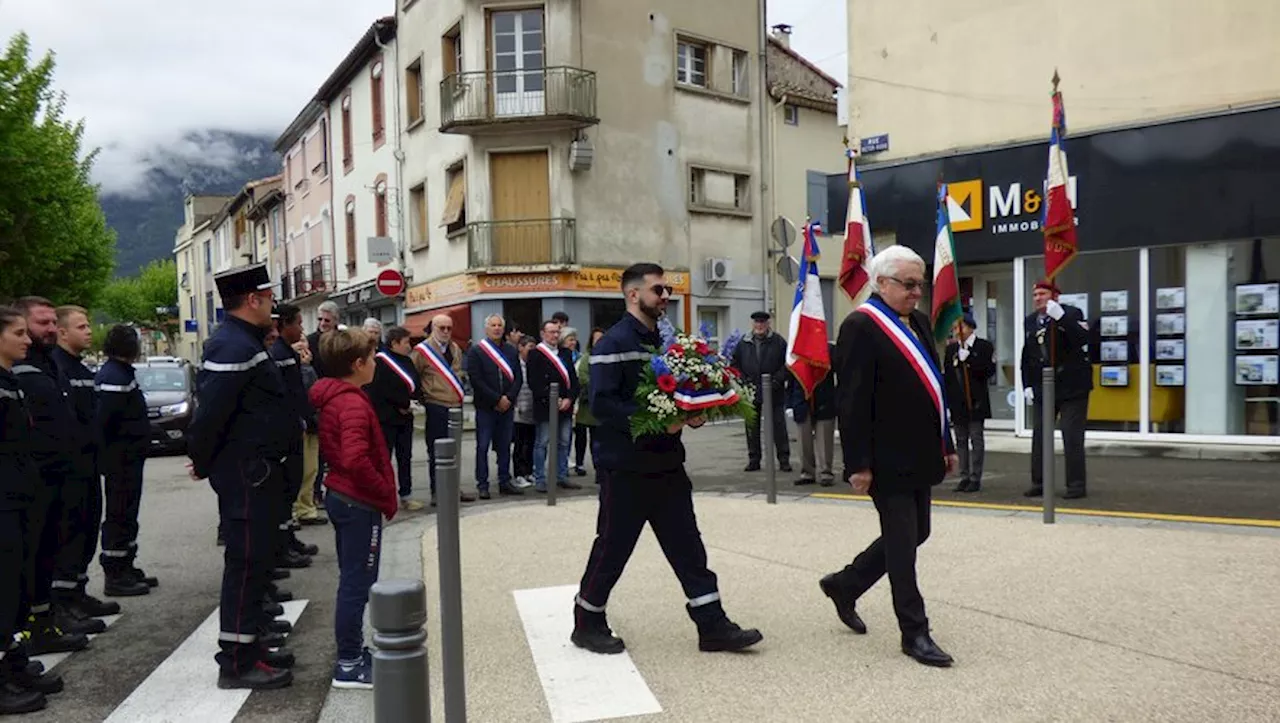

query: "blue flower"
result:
(651, 355), (672, 377)
(720, 329), (744, 361)
(705, 354), (721, 366)
(658, 317), (678, 350)
(698, 320), (713, 340)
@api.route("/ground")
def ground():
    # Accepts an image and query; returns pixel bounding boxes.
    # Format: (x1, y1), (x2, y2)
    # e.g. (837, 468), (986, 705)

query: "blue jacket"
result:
(52, 345), (99, 460)
(13, 342), (79, 475)
(95, 358), (150, 471)
(270, 336), (315, 434)
(188, 315), (296, 479)
(464, 338), (522, 411)
(0, 367), (38, 509)
(590, 313), (685, 473)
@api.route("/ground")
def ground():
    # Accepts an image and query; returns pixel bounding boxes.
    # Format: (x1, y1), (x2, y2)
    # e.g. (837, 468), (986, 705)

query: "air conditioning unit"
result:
(568, 140), (594, 172)
(705, 257), (733, 283)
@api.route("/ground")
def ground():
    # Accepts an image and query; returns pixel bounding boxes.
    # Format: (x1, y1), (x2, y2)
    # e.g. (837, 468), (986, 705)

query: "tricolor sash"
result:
(856, 297), (950, 446)
(536, 342), (572, 387)
(415, 340), (464, 402)
(478, 338), (515, 382)
(376, 351), (416, 394)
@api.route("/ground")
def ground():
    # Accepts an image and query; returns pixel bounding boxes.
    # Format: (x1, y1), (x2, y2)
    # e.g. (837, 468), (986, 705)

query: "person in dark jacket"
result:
(571, 262), (762, 656)
(311, 328), (398, 690)
(269, 304), (318, 570)
(364, 326), (418, 505)
(11, 296), (90, 656)
(53, 306), (132, 619)
(188, 264), (297, 690)
(818, 246), (958, 668)
(94, 326), (156, 599)
(464, 314), (524, 499)
(526, 319), (582, 493)
(732, 311), (791, 472)
(0, 306), (60, 715)
(943, 314), (996, 493)
(786, 344), (838, 486)
(1020, 279), (1092, 499)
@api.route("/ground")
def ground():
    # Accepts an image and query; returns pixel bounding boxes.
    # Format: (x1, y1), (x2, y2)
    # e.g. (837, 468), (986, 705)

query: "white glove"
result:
(1024, 387), (1035, 403)
(1045, 299), (1065, 321)
(958, 347), (970, 362)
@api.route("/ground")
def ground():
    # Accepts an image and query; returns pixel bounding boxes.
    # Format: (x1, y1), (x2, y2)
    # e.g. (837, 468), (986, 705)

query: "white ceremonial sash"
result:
(415, 341), (464, 402)
(537, 343), (572, 387)
(479, 339), (515, 382)
(856, 298), (949, 445)
(376, 351), (416, 394)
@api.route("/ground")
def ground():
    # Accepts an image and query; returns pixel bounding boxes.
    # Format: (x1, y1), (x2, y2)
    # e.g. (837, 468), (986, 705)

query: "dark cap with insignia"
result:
(213, 263), (274, 300)
(751, 311), (771, 321)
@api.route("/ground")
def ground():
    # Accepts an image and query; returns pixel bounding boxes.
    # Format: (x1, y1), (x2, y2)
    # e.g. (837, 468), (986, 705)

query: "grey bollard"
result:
(448, 406), (463, 455)
(761, 373), (777, 504)
(432, 437), (468, 722)
(1041, 367), (1056, 524)
(370, 579), (430, 723)
(547, 382), (559, 507)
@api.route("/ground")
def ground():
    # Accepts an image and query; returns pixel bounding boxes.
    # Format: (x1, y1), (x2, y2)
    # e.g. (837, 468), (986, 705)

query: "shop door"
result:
(965, 265), (1017, 428)
(490, 150), (550, 265)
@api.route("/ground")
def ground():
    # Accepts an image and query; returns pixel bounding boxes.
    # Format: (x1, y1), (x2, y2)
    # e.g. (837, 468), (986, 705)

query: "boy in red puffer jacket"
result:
(309, 329), (398, 690)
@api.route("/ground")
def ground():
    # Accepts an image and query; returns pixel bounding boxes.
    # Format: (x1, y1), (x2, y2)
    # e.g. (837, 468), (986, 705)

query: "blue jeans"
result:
(474, 407), (514, 491)
(424, 404), (450, 495)
(533, 416), (573, 489)
(325, 494), (382, 663)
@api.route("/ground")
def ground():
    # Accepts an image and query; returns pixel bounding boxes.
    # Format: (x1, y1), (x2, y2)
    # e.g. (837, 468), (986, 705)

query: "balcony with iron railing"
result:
(279, 273), (293, 301)
(467, 218), (576, 271)
(290, 254), (335, 299)
(440, 67), (598, 135)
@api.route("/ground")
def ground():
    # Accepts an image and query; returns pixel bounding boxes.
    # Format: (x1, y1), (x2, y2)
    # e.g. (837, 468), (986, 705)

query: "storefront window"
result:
(960, 264), (1017, 426)
(1022, 250), (1141, 433)
(589, 299), (626, 334)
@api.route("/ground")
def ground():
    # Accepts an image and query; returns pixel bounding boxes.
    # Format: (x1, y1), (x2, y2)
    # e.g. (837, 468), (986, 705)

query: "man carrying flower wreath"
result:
(570, 262), (763, 655)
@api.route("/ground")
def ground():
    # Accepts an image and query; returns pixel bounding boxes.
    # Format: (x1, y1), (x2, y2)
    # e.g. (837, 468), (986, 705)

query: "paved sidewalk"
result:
(392, 494), (1280, 722)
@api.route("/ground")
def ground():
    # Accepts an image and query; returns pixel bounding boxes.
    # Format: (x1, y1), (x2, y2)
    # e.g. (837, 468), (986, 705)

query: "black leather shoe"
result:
(104, 575), (150, 597)
(55, 606), (106, 635)
(25, 621), (90, 655)
(1023, 486), (1044, 498)
(260, 647), (295, 669)
(819, 574), (867, 634)
(744, 462), (761, 472)
(902, 634), (954, 667)
(265, 619), (293, 635)
(258, 632), (287, 649)
(794, 477), (816, 486)
(952, 479), (972, 492)
(477, 490), (492, 500)
(819, 478), (835, 487)
(778, 462), (793, 473)
(697, 619), (763, 652)
(73, 593), (120, 618)
(570, 625), (626, 655)
(262, 602), (285, 618)
(269, 568), (291, 581)
(129, 567), (159, 588)
(498, 484), (524, 496)
(9, 666), (62, 695)
(266, 587), (294, 603)
(964, 483), (981, 493)
(0, 681), (45, 714)
(217, 661), (293, 690)
(557, 480), (582, 490)
(278, 551), (312, 569)
(459, 492), (477, 503)
(1064, 488), (1087, 500)
(289, 538), (319, 557)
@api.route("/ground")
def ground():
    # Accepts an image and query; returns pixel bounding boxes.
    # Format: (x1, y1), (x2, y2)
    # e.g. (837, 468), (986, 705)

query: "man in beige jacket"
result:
(411, 313), (477, 507)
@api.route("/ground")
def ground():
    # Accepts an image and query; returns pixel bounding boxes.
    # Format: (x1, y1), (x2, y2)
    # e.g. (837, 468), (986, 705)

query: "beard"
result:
(639, 300), (664, 321)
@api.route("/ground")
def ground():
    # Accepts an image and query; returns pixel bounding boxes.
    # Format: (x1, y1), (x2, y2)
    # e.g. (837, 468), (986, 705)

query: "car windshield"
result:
(135, 367), (188, 393)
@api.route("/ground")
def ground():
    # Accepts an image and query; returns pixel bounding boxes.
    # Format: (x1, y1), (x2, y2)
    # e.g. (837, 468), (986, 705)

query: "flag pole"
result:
(1049, 69), (1060, 368)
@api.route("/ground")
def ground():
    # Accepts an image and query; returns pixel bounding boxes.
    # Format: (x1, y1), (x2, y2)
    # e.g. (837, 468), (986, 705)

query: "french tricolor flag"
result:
(786, 221), (831, 398)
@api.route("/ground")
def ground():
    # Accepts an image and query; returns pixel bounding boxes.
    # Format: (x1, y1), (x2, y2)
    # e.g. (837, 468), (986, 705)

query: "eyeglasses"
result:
(435, 325), (453, 331)
(650, 284), (674, 297)
(887, 277), (929, 293)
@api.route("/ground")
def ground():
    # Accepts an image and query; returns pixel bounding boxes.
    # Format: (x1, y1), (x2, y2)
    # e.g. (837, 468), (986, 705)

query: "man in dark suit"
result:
(819, 245), (957, 668)
(526, 319), (582, 493)
(464, 314), (524, 499)
(1020, 279), (1092, 499)
(943, 313), (996, 493)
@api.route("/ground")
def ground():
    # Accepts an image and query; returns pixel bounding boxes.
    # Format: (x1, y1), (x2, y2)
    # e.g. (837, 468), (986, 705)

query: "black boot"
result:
(74, 589), (121, 617)
(216, 661), (293, 690)
(569, 607), (625, 655)
(0, 678), (45, 715)
(129, 565), (159, 588)
(264, 619), (293, 635)
(6, 661), (63, 696)
(104, 570), (149, 597)
(269, 568), (291, 581)
(53, 600), (107, 636)
(902, 633), (954, 667)
(277, 550), (312, 569)
(687, 601), (763, 653)
(818, 574), (867, 634)
(258, 631), (287, 650)
(262, 601), (285, 618)
(260, 647), (295, 669)
(24, 614), (90, 655)
(288, 535), (319, 557)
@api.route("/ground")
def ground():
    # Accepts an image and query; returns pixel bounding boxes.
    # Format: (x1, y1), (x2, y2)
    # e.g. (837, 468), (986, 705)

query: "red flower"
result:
(727, 366), (742, 378)
(657, 374), (677, 393)
(695, 342), (712, 355)
(668, 345), (684, 357)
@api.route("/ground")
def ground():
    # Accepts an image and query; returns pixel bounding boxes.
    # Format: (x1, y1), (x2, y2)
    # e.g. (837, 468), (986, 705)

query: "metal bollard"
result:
(432, 437), (468, 722)
(448, 406), (463, 456)
(761, 373), (777, 504)
(1041, 367), (1056, 524)
(371, 579), (430, 723)
(547, 382), (559, 507)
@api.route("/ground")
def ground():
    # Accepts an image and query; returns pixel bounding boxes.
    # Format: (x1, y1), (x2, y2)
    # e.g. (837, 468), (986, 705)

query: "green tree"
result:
(0, 32), (115, 305)
(100, 259), (178, 342)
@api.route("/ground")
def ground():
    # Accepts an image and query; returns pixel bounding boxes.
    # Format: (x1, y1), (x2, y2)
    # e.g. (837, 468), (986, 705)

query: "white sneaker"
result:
(514, 476), (533, 489)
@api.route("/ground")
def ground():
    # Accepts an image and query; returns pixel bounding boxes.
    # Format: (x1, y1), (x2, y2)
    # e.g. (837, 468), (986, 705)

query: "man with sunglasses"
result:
(571, 262), (762, 656)
(410, 314), (476, 508)
(188, 263), (298, 689)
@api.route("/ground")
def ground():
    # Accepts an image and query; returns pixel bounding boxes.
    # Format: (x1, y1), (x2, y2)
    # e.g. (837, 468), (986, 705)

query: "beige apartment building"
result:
(843, 0), (1280, 443)
(396, 0), (784, 342)
(173, 194), (230, 362)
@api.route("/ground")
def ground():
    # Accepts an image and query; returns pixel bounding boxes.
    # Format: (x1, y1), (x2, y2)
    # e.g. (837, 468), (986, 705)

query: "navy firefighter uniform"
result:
(0, 365), (40, 685)
(270, 333), (315, 565)
(188, 264), (296, 688)
(94, 357), (154, 596)
(571, 311), (762, 654)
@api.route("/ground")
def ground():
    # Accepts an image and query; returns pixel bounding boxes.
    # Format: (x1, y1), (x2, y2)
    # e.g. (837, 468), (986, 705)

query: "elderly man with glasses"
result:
(410, 314), (476, 507)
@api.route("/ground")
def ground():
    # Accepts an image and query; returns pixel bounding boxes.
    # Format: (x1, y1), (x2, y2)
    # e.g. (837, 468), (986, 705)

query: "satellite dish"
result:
(776, 255), (800, 285)
(770, 216), (796, 250)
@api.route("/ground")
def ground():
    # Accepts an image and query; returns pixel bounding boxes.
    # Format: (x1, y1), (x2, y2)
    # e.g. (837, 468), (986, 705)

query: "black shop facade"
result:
(827, 103), (1280, 443)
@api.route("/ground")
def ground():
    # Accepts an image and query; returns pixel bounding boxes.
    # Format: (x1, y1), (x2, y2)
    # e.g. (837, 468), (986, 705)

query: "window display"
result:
(1155, 339), (1185, 361)
(1156, 287), (1185, 310)
(1235, 355), (1279, 385)
(1234, 319), (1279, 351)
(1155, 365), (1185, 387)
(1155, 313), (1185, 336)
(1100, 290), (1129, 313)
(1100, 365), (1129, 387)
(1234, 283), (1279, 316)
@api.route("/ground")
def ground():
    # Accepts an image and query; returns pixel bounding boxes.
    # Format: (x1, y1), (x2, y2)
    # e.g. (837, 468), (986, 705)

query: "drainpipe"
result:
(377, 24), (408, 324)
(756, 0), (773, 320)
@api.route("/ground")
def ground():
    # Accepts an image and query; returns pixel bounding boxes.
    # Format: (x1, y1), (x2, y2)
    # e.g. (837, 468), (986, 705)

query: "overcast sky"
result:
(1, 0), (845, 196)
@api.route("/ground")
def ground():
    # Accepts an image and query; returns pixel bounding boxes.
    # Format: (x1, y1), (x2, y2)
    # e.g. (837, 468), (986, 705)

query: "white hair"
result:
(318, 301), (340, 316)
(484, 313), (505, 325)
(868, 245), (926, 292)
(362, 318), (383, 332)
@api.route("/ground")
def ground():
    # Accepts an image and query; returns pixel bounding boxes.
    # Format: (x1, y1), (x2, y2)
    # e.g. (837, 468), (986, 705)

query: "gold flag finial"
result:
(1051, 69), (1061, 94)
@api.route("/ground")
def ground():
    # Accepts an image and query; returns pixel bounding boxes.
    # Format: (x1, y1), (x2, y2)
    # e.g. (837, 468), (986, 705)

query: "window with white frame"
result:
(784, 103), (799, 125)
(698, 307), (725, 347)
(676, 39), (708, 87)
(689, 166), (751, 213)
(731, 50), (749, 96)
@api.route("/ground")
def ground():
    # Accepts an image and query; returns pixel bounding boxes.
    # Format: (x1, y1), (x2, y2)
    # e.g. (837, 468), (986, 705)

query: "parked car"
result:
(133, 359), (197, 455)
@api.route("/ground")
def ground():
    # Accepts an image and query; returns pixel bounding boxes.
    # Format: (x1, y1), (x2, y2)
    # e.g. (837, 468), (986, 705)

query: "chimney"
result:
(771, 24), (793, 48)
